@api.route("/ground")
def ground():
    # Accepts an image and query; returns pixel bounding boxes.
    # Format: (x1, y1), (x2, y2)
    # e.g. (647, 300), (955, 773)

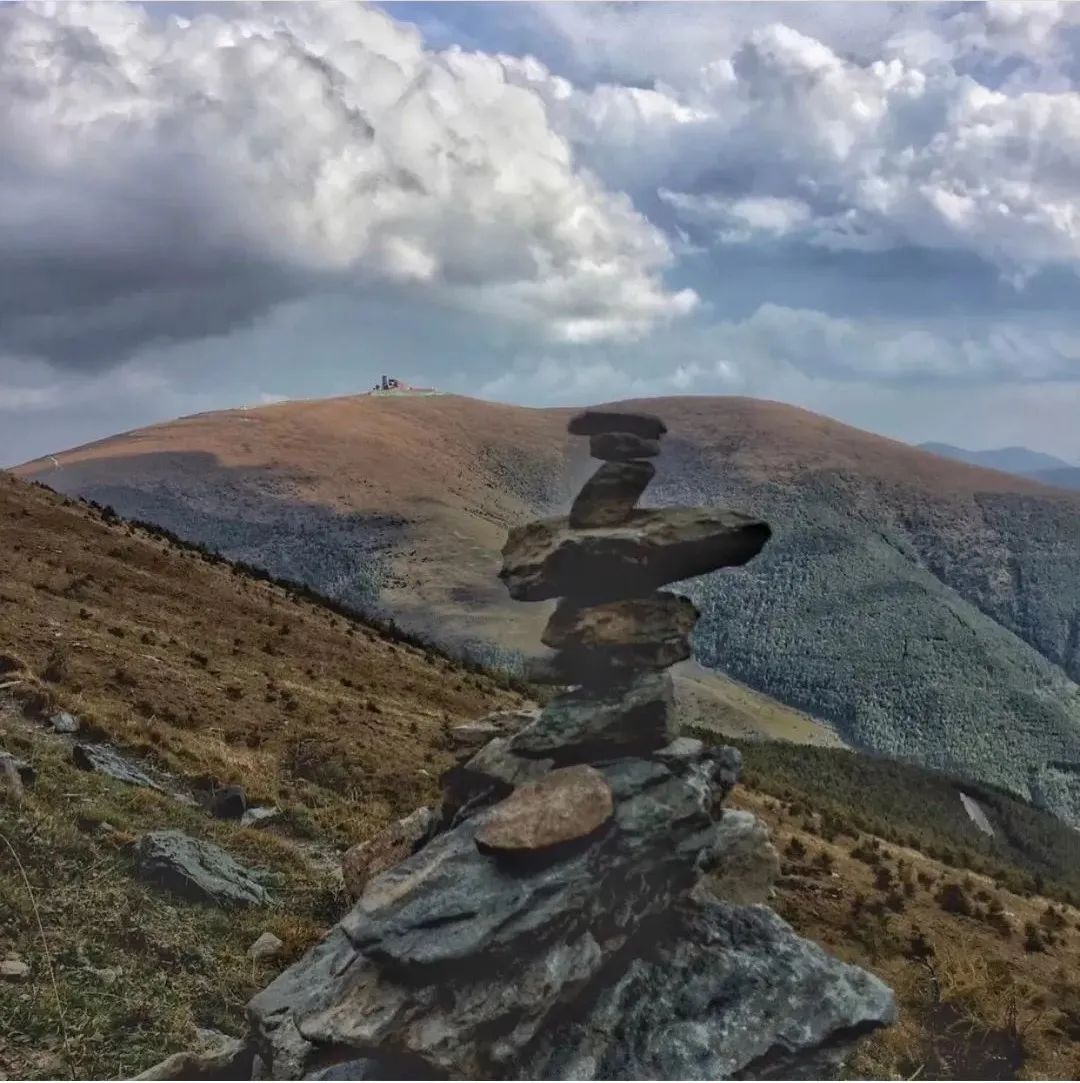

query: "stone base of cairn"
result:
(231, 410), (895, 1081)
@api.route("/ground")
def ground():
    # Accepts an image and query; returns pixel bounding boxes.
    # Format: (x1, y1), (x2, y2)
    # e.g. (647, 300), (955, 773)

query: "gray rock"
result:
(247, 754), (719, 1077)
(135, 1032), (251, 1080)
(522, 899), (896, 1080)
(242, 806), (283, 829)
(569, 460), (655, 528)
(250, 932), (285, 963)
(500, 508), (771, 603)
(1, 956), (30, 982)
(697, 810), (781, 906)
(210, 785), (247, 820)
(590, 432), (661, 461)
(0, 747), (34, 786)
(450, 708), (539, 754)
(510, 672), (675, 763)
(543, 592), (699, 652)
(135, 830), (270, 908)
(439, 737), (553, 826)
(72, 743), (163, 790)
(49, 711), (80, 734)
(568, 410), (667, 439)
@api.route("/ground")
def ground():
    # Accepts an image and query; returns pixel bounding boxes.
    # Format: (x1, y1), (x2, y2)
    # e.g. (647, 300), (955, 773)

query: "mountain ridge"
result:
(16, 393), (1080, 825)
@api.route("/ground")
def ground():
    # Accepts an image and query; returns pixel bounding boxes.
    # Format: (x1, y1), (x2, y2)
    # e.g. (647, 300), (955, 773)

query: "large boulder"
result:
(522, 899), (896, 1080)
(343, 807), (436, 899)
(245, 744), (892, 1080)
(135, 830), (270, 908)
(246, 750), (725, 1078)
(500, 508), (771, 603)
(510, 672), (675, 764)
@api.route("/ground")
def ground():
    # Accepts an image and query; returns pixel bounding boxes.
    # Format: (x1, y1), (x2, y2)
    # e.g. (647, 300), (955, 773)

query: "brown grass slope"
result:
(0, 471), (525, 1077)
(16, 393), (1080, 823)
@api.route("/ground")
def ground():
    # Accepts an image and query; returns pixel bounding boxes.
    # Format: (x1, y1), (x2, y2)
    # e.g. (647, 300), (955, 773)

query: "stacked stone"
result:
(241, 410), (894, 1082)
(500, 408), (770, 770)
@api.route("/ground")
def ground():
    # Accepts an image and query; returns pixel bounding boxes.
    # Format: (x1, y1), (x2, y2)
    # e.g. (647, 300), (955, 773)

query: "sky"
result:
(3, 0), (1080, 466)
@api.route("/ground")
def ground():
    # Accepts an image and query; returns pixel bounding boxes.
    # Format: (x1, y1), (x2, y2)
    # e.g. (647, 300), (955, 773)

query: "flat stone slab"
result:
(474, 765), (613, 856)
(543, 592), (699, 651)
(511, 671), (674, 763)
(570, 460), (655, 529)
(135, 829), (270, 908)
(73, 743), (164, 791)
(568, 410), (667, 439)
(500, 508), (771, 603)
(590, 432), (660, 461)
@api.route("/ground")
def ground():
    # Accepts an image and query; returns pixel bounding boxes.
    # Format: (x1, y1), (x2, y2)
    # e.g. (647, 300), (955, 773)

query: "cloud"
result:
(0, 1), (692, 370)
(495, 9), (1080, 285)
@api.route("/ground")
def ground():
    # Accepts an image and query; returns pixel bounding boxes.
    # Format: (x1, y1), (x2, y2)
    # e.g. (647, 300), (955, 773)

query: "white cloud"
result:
(497, 10), (1080, 284)
(0, 1), (692, 369)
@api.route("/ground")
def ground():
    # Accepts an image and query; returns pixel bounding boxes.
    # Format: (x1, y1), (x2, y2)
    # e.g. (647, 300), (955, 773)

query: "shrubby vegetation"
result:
(652, 442), (1080, 828)
(711, 735), (1080, 903)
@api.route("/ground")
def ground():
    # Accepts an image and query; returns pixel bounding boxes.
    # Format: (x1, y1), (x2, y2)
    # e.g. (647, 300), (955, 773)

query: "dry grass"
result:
(0, 472), (526, 843)
(730, 787), (1080, 1080)
(0, 472), (529, 1079)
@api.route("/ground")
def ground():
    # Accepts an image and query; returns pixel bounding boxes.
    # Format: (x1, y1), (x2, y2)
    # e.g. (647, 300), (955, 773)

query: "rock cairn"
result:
(243, 410), (894, 1081)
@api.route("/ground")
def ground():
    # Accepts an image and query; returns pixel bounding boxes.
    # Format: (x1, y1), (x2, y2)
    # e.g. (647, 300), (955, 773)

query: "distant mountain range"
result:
(15, 394), (1080, 827)
(919, 442), (1080, 490)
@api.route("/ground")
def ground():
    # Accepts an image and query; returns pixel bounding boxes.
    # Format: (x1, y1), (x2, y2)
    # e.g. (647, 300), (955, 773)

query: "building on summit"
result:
(368, 375), (443, 396)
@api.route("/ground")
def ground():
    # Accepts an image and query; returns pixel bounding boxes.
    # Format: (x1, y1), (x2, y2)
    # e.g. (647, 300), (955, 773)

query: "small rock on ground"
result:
(72, 743), (163, 790)
(241, 805), (282, 829)
(48, 711), (79, 734)
(0, 748), (34, 786)
(249, 932), (284, 963)
(135, 829), (270, 908)
(0, 957), (30, 982)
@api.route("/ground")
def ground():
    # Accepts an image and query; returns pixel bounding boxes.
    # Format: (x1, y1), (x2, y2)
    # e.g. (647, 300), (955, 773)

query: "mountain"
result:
(919, 442), (1074, 475)
(3, 469), (1080, 1081)
(16, 394), (1080, 826)
(1028, 466), (1080, 491)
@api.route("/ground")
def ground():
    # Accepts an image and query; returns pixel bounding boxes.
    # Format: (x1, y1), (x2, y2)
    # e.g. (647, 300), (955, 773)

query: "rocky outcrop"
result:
(239, 408), (893, 1080)
(135, 830), (270, 908)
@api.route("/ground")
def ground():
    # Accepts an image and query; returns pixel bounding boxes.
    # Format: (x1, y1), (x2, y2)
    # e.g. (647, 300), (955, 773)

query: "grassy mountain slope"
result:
(1, 473), (1079, 1079)
(16, 394), (1080, 825)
